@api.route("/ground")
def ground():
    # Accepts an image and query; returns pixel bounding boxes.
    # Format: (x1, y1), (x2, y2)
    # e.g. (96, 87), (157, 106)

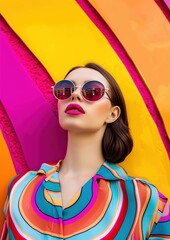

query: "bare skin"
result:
(58, 68), (120, 209)
(59, 132), (104, 209)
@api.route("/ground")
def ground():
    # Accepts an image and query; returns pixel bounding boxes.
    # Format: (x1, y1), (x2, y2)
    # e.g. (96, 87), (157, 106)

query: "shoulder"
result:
(118, 167), (169, 224)
(7, 170), (37, 196)
(8, 162), (58, 196)
(104, 161), (168, 211)
(132, 178), (169, 217)
(129, 176), (168, 206)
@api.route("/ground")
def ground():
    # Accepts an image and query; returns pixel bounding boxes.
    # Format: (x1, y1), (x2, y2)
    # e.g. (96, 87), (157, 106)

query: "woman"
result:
(2, 63), (170, 239)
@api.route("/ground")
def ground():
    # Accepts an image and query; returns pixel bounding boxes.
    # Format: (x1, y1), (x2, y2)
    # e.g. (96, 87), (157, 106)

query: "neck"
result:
(61, 131), (105, 174)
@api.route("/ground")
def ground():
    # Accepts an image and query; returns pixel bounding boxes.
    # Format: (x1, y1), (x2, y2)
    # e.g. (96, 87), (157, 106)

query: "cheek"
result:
(57, 102), (66, 124)
(90, 101), (111, 122)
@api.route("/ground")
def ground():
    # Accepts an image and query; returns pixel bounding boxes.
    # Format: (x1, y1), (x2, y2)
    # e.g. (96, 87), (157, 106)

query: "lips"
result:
(65, 103), (85, 115)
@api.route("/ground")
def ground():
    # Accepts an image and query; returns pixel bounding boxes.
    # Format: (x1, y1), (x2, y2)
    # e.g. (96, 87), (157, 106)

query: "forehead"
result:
(65, 67), (109, 86)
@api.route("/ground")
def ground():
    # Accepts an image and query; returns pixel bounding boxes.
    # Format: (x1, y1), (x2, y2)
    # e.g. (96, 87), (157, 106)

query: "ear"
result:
(105, 106), (121, 124)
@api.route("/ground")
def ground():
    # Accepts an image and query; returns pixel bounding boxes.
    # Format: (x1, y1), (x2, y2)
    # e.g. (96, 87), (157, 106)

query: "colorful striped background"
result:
(0, 0), (170, 231)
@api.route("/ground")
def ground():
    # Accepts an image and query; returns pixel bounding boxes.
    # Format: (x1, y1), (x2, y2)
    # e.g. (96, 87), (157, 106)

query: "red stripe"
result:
(102, 181), (128, 239)
(6, 207), (26, 240)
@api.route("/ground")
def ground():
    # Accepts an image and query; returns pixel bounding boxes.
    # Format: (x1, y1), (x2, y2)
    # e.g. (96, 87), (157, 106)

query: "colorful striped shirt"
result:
(3, 160), (170, 239)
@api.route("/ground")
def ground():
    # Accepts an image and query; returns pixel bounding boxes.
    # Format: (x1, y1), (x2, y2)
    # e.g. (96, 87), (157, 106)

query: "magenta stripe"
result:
(159, 204), (170, 222)
(0, 16), (67, 171)
(64, 177), (98, 224)
(31, 177), (61, 223)
(154, 0), (170, 21)
(0, 15), (58, 114)
(0, 102), (29, 173)
(164, 0), (170, 9)
(76, 0), (170, 157)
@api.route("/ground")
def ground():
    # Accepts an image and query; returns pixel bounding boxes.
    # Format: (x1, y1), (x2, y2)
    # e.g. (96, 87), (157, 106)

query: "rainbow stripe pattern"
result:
(1, 0), (170, 229)
(4, 161), (170, 239)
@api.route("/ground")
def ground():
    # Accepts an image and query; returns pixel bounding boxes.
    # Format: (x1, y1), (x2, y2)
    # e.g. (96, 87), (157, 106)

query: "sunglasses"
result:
(52, 80), (112, 102)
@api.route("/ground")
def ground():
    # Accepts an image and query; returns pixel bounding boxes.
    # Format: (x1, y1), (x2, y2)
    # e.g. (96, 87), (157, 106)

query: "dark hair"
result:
(65, 62), (133, 163)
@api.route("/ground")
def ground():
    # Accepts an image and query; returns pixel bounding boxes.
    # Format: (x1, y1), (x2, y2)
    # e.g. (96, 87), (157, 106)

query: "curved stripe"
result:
(85, 0), (170, 146)
(0, 17), (67, 171)
(76, 0), (170, 158)
(0, 102), (28, 173)
(10, 174), (62, 239)
(142, 184), (159, 238)
(0, 1), (169, 201)
(154, 0), (170, 21)
(63, 180), (112, 237)
(102, 181), (128, 239)
(6, 162), (170, 239)
(21, 176), (62, 221)
(64, 178), (96, 222)
(0, 16), (58, 115)
(114, 180), (137, 239)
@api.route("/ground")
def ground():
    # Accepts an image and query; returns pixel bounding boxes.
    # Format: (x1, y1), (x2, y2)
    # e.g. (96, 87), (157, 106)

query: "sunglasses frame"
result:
(52, 80), (112, 102)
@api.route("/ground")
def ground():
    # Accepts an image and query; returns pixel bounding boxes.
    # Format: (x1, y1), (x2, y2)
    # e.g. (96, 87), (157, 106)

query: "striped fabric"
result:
(3, 161), (170, 239)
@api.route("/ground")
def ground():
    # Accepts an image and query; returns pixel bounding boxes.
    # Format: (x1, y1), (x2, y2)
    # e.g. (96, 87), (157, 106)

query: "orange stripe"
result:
(133, 180), (157, 238)
(0, 130), (16, 231)
(64, 180), (111, 236)
(18, 175), (63, 237)
(89, 0), (170, 136)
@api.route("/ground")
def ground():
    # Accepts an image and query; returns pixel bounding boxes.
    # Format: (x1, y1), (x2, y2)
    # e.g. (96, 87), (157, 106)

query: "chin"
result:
(59, 119), (83, 131)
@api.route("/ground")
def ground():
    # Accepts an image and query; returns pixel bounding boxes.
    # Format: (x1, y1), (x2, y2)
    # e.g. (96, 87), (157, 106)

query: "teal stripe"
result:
(63, 178), (94, 220)
(9, 227), (15, 240)
(43, 180), (60, 191)
(97, 162), (128, 180)
(39, 163), (56, 173)
(36, 181), (63, 218)
(68, 181), (121, 239)
(151, 221), (170, 235)
(114, 180), (136, 239)
(97, 165), (118, 180)
(10, 173), (61, 239)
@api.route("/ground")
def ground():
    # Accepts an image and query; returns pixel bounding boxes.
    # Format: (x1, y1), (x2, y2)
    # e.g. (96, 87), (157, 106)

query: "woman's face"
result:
(57, 67), (119, 134)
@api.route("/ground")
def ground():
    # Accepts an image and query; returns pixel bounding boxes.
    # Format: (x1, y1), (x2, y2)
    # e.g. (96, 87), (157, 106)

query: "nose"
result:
(71, 86), (83, 101)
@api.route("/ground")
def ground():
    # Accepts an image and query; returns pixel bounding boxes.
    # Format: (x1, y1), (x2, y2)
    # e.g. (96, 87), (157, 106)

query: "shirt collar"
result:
(37, 160), (129, 182)
(96, 161), (129, 181)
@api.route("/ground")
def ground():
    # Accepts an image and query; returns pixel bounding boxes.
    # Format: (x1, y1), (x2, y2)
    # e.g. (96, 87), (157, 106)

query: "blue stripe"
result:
(36, 181), (63, 218)
(114, 180), (136, 239)
(68, 181), (120, 239)
(63, 178), (94, 220)
(10, 173), (62, 239)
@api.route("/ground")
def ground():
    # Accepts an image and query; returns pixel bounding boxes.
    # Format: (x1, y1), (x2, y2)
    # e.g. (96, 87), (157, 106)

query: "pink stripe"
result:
(64, 177), (98, 224)
(154, 0), (170, 21)
(164, 0), (170, 9)
(0, 16), (67, 171)
(158, 191), (170, 222)
(76, 0), (170, 157)
(159, 204), (170, 222)
(0, 16), (57, 113)
(31, 177), (62, 223)
(0, 220), (7, 240)
(0, 102), (28, 173)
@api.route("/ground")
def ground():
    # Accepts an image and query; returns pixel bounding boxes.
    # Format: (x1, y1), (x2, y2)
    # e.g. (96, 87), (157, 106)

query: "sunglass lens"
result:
(53, 80), (74, 100)
(82, 81), (105, 101)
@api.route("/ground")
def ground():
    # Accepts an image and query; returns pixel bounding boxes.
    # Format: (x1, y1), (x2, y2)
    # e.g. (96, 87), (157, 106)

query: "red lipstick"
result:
(65, 103), (85, 115)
